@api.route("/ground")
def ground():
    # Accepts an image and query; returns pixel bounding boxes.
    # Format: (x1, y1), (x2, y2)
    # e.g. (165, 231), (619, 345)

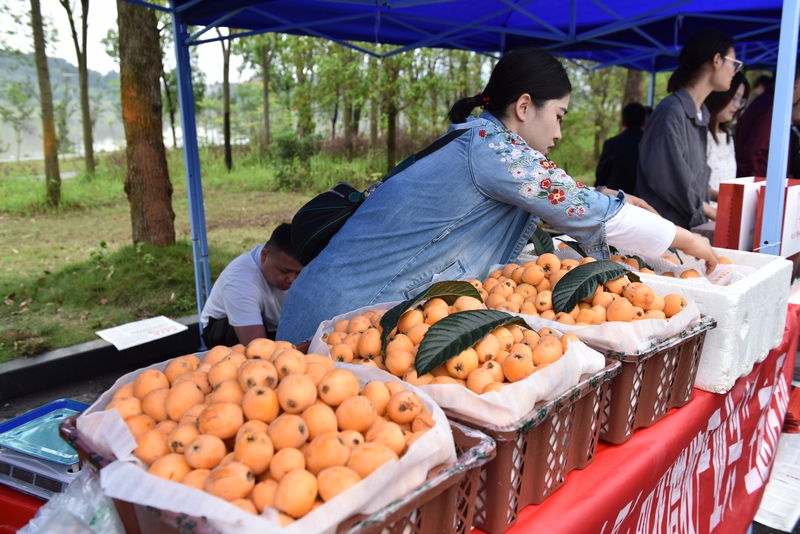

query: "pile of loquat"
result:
(609, 251), (732, 279)
(103, 340), (435, 525)
(470, 254), (689, 325)
(323, 297), (578, 392)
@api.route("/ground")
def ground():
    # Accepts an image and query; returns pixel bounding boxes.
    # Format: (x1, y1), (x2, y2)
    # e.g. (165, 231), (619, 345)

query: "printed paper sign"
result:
(96, 316), (188, 350)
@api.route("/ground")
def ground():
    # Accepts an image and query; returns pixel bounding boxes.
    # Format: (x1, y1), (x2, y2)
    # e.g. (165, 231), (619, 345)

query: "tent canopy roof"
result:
(169, 0), (788, 71)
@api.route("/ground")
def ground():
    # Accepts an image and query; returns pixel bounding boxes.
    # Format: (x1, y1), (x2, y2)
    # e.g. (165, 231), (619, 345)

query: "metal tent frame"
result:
(125, 0), (800, 341)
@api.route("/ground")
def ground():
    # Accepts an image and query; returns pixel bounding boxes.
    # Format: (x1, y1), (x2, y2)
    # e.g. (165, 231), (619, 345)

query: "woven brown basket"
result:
(595, 315), (716, 444)
(59, 417), (495, 534)
(444, 358), (622, 534)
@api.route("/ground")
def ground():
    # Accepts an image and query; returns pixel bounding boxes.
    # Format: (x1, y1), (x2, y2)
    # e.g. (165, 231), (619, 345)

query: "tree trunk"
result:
(386, 102), (398, 172)
(161, 66), (177, 148)
(60, 0), (94, 175)
(220, 34), (232, 171)
(331, 99), (338, 141)
(369, 98), (378, 150)
(117, 0), (175, 247)
(344, 100), (353, 161)
(30, 0), (60, 206)
(352, 106), (361, 140)
(260, 43), (271, 153)
(623, 69), (644, 107)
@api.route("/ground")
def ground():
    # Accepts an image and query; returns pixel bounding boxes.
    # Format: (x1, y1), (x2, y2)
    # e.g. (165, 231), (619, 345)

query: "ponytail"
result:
(448, 95), (482, 124)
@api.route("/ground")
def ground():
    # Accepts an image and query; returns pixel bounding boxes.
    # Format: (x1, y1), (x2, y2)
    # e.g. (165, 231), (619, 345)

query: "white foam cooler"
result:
(637, 248), (792, 393)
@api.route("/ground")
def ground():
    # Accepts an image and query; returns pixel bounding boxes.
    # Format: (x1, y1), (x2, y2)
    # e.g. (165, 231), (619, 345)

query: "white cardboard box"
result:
(638, 248), (792, 394)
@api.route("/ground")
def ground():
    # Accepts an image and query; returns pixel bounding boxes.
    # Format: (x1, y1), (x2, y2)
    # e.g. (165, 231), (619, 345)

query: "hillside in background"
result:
(0, 51), (124, 161)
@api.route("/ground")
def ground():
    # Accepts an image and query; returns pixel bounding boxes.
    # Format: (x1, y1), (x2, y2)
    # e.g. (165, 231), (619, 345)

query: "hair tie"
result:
(476, 92), (490, 109)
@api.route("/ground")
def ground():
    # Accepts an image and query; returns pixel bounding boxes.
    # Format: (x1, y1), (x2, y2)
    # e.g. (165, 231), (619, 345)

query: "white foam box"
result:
(637, 248), (792, 394)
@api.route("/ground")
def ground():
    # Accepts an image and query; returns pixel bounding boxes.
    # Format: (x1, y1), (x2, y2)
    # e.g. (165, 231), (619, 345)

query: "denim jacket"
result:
(277, 111), (625, 344)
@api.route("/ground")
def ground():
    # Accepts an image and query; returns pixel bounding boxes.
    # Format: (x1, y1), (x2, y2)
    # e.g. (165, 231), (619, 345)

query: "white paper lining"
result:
(76, 358), (456, 533)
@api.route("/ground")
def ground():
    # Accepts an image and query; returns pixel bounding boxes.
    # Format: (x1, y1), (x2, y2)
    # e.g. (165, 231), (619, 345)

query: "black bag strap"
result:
(349, 128), (469, 204)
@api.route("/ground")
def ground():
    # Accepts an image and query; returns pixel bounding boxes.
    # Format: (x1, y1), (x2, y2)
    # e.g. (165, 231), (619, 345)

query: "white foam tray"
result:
(637, 248), (792, 394)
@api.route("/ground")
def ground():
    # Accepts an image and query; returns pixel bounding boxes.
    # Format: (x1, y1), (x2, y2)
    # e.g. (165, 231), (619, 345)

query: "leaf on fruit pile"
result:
(415, 310), (530, 376)
(551, 261), (633, 313)
(627, 255), (653, 271)
(528, 227), (555, 255)
(379, 281), (482, 356)
(556, 239), (587, 258)
(668, 247), (684, 264)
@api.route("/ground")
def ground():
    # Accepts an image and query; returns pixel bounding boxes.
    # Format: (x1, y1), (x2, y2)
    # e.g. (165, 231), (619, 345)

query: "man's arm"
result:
(233, 324), (268, 346)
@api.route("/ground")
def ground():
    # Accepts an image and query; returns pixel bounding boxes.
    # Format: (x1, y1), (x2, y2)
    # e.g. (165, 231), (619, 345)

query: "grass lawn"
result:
(0, 151), (312, 362)
(0, 148), (592, 363)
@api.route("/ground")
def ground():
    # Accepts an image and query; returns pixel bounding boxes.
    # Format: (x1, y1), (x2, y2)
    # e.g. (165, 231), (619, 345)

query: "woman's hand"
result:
(671, 227), (718, 274)
(703, 201), (717, 220)
(599, 187), (660, 215)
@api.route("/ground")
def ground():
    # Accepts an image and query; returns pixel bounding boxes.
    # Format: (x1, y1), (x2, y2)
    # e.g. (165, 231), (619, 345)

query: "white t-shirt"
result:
(200, 244), (286, 332)
(706, 130), (736, 208)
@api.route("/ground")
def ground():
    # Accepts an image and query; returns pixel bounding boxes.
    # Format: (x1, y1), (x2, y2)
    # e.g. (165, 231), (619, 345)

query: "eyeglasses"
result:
(724, 56), (743, 74)
(733, 97), (748, 109)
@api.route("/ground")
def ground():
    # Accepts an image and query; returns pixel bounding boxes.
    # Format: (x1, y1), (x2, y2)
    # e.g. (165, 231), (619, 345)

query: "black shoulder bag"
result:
(291, 128), (468, 266)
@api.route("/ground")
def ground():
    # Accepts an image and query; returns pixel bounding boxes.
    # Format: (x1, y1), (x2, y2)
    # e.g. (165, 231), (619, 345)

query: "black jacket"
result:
(595, 128), (643, 194)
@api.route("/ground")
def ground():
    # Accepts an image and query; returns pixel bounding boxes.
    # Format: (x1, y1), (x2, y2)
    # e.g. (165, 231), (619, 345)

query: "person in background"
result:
(595, 102), (648, 194)
(277, 48), (718, 347)
(704, 72), (750, 207)
(735, 61), (800, 178)
(750, 74), (773, 99)
(636, 29), (739, 228)
(201, 223), (303, 347)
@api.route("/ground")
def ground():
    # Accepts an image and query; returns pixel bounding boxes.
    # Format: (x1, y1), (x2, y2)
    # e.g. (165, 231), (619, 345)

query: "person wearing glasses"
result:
(635, 29), (739, 228)
(704, 72), (750, 208)
(735, 60), (800, 178)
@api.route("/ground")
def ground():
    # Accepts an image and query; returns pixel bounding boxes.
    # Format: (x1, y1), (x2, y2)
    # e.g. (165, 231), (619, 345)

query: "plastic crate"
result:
(595, 315), (716, 444)
(444, 358), (621, 534)
(59, 417), (495, 534)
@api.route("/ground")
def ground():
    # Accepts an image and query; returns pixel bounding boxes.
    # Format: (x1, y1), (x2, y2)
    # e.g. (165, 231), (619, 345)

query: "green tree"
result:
(53, 82), (76, 158)
(58, 0), (95, 176)
(30, 0), (60, 206)
(0, 79), (36, 161)
(117, 0), (175, 246)
(234, 33), (279, 153)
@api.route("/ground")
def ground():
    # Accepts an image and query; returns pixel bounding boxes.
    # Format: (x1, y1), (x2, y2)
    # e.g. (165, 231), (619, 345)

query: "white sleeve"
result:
(605, 203), (676, 258)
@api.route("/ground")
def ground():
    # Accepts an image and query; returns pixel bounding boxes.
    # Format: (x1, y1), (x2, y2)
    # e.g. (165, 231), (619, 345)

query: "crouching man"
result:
(201, 223), (303, 347)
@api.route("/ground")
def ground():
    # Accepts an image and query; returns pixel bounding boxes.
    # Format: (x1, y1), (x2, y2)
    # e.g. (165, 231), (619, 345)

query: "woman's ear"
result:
(712, 52), (723, 71)
(514, 93), (532, 121)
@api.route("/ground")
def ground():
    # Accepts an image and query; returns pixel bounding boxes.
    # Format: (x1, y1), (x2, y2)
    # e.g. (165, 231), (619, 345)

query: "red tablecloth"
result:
(480, 304), (800, 534)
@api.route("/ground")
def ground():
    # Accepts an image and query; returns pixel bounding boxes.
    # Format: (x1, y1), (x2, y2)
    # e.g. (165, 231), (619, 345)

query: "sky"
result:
(2, 0), (251, 85)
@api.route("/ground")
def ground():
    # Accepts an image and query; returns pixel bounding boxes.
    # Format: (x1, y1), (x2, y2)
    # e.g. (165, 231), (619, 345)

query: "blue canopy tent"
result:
(126, 0), (800, 341)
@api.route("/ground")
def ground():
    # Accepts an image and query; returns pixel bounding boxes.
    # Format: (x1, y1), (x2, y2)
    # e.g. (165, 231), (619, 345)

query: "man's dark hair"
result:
(266, 223), (295, 257)
(622, 103), (647, 129)
(753, 74), (773, 89)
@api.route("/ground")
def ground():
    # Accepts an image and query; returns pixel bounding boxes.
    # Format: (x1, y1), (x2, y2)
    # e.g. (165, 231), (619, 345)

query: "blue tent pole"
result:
(171, 1), (212, 347)
(759, 0), (800, 256)
(648, 69), (655, 107)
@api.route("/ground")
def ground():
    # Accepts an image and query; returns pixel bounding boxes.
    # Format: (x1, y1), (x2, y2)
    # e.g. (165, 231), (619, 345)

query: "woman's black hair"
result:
(667, 29), (735, 93)
(705, 71), (750, 144)
(448, 48), (572, 124)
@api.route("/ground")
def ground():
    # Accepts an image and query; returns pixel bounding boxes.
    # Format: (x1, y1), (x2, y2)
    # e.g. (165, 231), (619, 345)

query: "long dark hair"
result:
(705, 72), (750, 144)
(448, 48), (572, 124)
(668, 29), (735, 93)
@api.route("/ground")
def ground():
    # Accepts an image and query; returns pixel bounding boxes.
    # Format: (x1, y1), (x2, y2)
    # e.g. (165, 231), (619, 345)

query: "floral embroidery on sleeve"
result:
(481, 125), (591, 213)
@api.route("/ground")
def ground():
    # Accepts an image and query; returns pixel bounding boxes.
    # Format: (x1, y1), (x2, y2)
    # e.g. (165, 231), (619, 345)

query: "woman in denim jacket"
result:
(277, 48), (718, 346)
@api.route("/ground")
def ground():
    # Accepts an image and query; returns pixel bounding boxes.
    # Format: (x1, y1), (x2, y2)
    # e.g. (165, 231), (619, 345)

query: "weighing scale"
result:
(0, 399), (89, 500)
